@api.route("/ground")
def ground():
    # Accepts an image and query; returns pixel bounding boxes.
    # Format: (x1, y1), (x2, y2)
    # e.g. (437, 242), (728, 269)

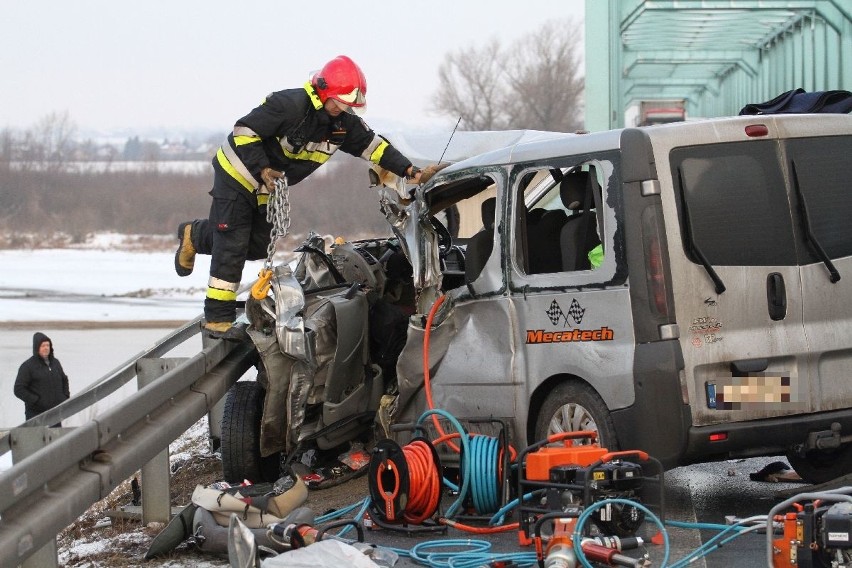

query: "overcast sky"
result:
(1, 0), (584, 137)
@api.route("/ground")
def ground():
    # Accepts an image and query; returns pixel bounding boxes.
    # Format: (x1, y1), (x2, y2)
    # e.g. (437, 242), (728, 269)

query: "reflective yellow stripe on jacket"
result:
(217, 148), (256, 191)
(362, 137), (389, 164)
(217, 141), (269, 204)
(282, 143), (335, 165)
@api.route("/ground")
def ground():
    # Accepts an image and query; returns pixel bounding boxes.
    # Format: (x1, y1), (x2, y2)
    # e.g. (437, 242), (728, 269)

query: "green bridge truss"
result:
(584, 0), (851, 130)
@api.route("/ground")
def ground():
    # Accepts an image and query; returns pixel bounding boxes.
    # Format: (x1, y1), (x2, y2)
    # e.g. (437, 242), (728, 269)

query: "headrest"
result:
(481, 197), (497, 231)
(527, 208), (547, 225)
(560, 171), (590, 211)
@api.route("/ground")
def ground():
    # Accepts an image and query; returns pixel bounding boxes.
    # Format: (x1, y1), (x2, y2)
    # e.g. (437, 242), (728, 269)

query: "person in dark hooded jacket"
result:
(14, 332), (70, 422)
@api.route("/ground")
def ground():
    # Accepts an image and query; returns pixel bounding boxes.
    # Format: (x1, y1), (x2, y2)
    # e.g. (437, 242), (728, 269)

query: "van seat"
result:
(465, 197), (497, 282)
(559, 172), (601, 271)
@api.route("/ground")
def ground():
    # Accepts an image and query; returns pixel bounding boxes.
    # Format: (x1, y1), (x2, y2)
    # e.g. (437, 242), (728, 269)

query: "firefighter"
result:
(175, 55), (428, 341)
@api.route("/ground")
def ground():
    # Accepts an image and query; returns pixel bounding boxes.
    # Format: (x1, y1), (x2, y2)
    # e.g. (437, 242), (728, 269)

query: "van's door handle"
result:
(766, 272), (787, 321)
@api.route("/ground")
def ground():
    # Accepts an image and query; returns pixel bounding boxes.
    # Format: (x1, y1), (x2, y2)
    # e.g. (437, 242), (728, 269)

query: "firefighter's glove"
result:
(418, 163), (447, 185)
(406, 166), (422, 184)
(260, 167), (284, 192)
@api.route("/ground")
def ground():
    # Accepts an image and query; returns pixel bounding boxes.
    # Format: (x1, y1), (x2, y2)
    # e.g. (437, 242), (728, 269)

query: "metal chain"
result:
(264, 176), (291, 270)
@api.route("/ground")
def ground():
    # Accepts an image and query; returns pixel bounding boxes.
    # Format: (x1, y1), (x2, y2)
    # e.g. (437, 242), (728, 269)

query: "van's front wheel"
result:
(220, 381), (281, 483)
(533, 381), (618, 450)
(786, 444), (852, 485)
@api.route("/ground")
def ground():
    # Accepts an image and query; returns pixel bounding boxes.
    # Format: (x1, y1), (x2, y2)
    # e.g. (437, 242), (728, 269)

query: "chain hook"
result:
(251, 268), (274, 300)
(253, 176), (291, 300)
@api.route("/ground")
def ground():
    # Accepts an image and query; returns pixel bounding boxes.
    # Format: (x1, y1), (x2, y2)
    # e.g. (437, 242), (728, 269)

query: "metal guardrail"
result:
(0, 316), (205, 455)
(0, 316), (258, 566)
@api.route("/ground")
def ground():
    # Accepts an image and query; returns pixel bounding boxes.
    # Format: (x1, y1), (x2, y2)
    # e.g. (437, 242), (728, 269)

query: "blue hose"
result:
(410, 539), (537, 568)
(665, 520), (762, 568)
(488, 490), (542, 526)
(573, 498), (670, 568)
(666, 519), (745, 532)
(416, 409), (473, 518)
(409, 539), (492, 567)
(315, 497), (368, 524)
(333, 496), (372, 538)
(469, 434), (500, 515)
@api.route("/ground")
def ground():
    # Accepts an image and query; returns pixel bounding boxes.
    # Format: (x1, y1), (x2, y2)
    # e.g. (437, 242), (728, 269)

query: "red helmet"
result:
(312, 55), (367, 111)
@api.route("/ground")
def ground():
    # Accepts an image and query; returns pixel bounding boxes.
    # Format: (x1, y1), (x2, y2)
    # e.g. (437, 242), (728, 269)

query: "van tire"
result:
(533, 381), (619, 450)
(786, 444), (852, 485)
(221, 381), (281, 483)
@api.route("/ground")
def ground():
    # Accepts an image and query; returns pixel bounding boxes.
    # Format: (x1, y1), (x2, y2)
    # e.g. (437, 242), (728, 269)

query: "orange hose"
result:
(423, 295), (460, 450)
(422, 295), (519, 460)
(421, 296), (520, 526)
(402, 440), (442, 524)
(440, 518), (520, 534)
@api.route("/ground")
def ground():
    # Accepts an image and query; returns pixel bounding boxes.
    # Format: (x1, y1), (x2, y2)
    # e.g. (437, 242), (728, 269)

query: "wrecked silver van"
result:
(224, 115), (852, 485)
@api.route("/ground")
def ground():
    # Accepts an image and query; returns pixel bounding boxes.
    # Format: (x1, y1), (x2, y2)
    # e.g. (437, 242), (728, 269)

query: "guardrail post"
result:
(137, 357), (185, 525)
(11, 425), (70, 568)
(203, 333), (226, 452)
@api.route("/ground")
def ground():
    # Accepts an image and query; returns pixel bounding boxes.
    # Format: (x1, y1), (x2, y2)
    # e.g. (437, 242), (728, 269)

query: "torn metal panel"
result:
(376, 181), (443, 312)
(247, 328), (291, 457)
(293, 233), (341, 291)
(394, 293), (520, 435)
(271, 264), (317, 365)
(247, 264), (320, 454)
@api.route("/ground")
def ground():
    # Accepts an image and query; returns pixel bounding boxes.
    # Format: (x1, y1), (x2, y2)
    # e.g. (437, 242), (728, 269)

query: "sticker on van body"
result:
(526, 298), (615, 344)
(546, 299), (584, 327)
(689, 315), (724, 347)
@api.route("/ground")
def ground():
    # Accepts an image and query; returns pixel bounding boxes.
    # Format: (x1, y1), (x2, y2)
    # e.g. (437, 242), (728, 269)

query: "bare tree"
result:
(433, 19), (584, 132)
(30, 111), (78, 171)
(503, 21), (584, 131)
(435, 39), (507, 130)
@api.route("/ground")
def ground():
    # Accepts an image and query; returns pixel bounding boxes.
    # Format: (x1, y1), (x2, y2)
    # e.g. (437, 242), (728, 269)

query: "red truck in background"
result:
(637, 99), (686, 126)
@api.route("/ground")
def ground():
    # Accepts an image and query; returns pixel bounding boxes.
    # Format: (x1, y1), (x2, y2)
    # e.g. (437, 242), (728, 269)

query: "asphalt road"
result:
(304, 455), (818, 568)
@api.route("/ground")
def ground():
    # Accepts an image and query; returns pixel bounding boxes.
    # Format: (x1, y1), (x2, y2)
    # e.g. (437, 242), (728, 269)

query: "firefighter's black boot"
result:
(204, 321), (250, 342)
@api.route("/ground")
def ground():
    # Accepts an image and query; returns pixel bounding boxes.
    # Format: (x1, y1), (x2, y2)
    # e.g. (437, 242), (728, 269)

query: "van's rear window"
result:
(784, 135), (852, 262)
(670, 140), (797, 266)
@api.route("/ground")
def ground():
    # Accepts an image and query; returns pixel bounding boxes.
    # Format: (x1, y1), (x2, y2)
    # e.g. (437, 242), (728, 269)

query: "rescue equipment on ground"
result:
(516, 430), (663, 556)
(144, 477), (310, 559)
(189, 479), (307, 528)
(367, 435), (446, 533)
(768, 488), (852, 568)
(266, 518), (364, 549)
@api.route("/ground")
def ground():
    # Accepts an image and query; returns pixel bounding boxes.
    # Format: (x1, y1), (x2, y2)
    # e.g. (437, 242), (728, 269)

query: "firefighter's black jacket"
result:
(214, 83), (412, 190)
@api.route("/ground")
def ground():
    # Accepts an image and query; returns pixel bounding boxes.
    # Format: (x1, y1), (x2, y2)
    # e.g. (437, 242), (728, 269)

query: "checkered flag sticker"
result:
(567, 298), (585, 325)
(546, 300), (565, 326)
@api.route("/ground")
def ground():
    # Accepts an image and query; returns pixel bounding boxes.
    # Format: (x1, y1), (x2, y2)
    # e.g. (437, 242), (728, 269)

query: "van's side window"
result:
(522, 163), (604, 274)
(785, 135), (852, 262)
(671, 141), (797, 266)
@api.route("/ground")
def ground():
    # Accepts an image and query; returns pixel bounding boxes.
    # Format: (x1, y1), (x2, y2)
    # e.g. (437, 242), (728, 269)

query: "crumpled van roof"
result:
(383, 129), (572, 167)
